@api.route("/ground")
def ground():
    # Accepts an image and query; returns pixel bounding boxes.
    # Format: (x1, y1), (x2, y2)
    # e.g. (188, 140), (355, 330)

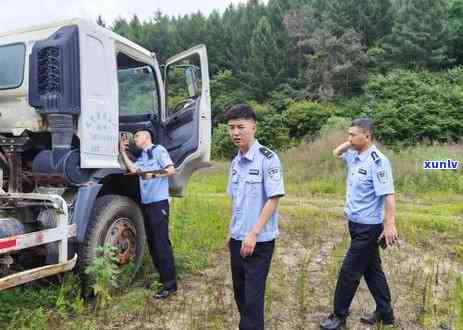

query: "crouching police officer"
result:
(226, 104), (285, 330)
(320, 118), (397, 329)
(120, 128), (177, 299)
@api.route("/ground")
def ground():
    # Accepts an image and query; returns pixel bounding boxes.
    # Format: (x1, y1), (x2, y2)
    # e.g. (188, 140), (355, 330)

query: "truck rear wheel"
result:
(79, 195), (146, 289)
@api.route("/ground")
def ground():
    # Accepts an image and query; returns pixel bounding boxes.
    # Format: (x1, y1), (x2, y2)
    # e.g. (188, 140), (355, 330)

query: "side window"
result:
(166, 53), (202, 119)
(0, 43), (25, 90)
(117, 53), (159, 116)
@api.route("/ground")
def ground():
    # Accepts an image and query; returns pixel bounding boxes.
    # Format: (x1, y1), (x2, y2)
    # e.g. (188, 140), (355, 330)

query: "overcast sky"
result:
(0, 0), (252, 33)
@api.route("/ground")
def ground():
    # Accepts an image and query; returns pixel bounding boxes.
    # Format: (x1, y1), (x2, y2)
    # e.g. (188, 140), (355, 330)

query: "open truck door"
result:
(161, 44), (211, 196)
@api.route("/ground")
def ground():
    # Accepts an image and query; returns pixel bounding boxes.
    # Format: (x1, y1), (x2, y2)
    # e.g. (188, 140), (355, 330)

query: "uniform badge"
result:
(268, 167), (281, 181)
(358, 168), (367, 175)
(377, 169), (387, 184)
(249, 169), (259, 175)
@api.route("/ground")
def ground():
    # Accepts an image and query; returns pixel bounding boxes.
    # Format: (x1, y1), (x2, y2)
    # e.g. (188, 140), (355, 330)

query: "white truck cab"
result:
(0, 18), (211, 290)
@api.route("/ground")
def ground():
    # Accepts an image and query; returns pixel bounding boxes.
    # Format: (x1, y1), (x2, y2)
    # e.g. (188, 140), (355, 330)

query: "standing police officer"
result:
(120, 128), (178, 299)
(320, 118), (398, 329)
(226, 104), (285, 330)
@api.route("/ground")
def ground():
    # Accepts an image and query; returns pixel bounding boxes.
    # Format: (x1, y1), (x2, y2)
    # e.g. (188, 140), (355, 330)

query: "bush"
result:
(252, 102), (291, 152)
(284, 101), (335, 139)
(211, 102), (291, 159)
(320, 116), (351, 136)
(84, 245), (119, 311)
(211, 124), (235, 159)
(337, 69), (463, 145)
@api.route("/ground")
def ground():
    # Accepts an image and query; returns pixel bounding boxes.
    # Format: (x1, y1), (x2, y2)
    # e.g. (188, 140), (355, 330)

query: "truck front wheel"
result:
(80, 195), (146, 288)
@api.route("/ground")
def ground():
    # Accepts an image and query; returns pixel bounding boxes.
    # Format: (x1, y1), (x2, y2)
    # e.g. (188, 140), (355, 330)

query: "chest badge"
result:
(358, 168), (367, 175)
(249, 169), (259, 176)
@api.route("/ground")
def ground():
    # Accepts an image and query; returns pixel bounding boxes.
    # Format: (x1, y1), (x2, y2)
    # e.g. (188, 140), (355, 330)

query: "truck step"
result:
(0, 254), (77, 290)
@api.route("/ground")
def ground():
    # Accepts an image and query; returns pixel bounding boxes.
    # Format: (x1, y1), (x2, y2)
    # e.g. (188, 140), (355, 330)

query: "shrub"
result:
(212, 102), (291, 159)
(284, 101), (335, 140)
(211, 124), (235, 160)
(336, 69), (463, 145)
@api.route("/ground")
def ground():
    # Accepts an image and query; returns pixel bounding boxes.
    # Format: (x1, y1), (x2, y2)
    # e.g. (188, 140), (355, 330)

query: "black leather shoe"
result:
(360, 310), (394, 326)
(320, 314), (346, 329)
(153, 286), (177, 299)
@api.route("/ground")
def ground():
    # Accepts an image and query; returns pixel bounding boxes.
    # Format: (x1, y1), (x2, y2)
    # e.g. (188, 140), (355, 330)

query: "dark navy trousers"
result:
(229, 238), (275, 330)
(334, 221), (393, 318)
(143, 200), (177, 290)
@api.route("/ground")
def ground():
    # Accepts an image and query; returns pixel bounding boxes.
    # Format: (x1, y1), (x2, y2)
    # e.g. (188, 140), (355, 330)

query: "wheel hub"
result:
(104, 218), (137, 266)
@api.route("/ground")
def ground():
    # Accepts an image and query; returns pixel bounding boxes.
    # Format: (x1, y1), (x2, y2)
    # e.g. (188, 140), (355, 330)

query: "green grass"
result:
(0, 133), (462, 329)
(0, 171), (230, 329)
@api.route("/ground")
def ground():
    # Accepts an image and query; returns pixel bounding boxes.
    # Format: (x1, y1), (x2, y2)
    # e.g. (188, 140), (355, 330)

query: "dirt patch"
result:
(97, 199), (460, 330)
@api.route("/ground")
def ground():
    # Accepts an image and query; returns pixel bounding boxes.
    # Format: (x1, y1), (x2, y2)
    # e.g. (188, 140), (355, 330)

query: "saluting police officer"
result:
(320, 118), (398, 329)
(120, 128), (178, 299)
(226, 104), (285, 330)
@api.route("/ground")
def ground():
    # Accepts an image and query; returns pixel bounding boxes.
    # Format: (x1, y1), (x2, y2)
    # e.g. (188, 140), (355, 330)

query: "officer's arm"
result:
(251, 152), (285, 235)
(384, 194), (396, 228)
(155, 165), (176, 177)
(120, 148), (139, 173)
(250, 197), (280, 236)
(333, 141), (352, 159)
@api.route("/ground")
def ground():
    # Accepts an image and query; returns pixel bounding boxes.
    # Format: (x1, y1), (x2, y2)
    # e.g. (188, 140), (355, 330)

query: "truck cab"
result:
(0, 18), (211, 290)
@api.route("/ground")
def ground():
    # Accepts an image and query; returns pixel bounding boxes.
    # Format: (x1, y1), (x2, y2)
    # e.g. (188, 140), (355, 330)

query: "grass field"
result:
(0, 131), (462, 329)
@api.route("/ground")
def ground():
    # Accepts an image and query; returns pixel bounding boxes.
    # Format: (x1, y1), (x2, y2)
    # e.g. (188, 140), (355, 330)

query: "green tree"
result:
(244, 16), (287, 101)
(285, 8), (369, 100)
(324, 0), (394, 47)
(449, 0), (463, 66)
(210, 70), (250, 124)
(379, 0), (455, 70)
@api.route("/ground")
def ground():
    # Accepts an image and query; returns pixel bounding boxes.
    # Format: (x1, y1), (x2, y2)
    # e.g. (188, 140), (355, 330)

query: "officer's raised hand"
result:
(119, 134), (129, 153)
(333, 140), (352, 158)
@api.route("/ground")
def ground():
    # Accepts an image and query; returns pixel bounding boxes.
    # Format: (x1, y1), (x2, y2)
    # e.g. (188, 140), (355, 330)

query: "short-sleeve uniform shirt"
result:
(342, 145), (394, 224)
(135, 144), (174, 204)
(227, 140), (285, 242)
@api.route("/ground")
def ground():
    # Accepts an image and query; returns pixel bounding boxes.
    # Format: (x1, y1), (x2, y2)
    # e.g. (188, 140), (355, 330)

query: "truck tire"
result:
(79, 195), (146, 289)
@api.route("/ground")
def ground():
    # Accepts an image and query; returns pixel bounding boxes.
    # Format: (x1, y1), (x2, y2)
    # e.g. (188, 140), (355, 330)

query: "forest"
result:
(98, 0), (463, 157)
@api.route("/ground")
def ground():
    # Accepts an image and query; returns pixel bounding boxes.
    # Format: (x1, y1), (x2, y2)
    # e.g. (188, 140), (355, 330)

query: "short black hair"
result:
(133, 128), (154, 140)
(226, 103), (257, 122)
(351, 117), (374, 137)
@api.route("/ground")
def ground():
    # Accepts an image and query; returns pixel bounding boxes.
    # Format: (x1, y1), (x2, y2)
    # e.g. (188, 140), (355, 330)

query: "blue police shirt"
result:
(135, 144), (173, 204)
(342, 145), (394, 224)
(227, 140), (285, 242)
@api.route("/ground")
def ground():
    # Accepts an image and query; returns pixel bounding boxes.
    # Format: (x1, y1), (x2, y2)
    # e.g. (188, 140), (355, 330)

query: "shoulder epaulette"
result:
(259, 147), (273, 159)
(147, 145), (158, 159)
(371, 151), (381, 163)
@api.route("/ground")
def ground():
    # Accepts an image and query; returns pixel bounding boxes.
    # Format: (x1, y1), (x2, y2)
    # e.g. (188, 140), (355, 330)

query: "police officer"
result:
(226, 104), (285, 330)
(320, 118), (397, 329)
(119, 128), (178, 299)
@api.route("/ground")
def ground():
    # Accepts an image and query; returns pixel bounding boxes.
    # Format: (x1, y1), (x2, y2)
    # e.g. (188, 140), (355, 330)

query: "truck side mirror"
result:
(185, 67), (199, 98)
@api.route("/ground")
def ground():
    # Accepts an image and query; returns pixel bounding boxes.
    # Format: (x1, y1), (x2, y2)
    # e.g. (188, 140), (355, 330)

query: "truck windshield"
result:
(0, 43), (26, 90)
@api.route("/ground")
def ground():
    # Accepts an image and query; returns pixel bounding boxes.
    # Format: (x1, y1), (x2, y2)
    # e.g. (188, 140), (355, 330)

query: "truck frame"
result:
(0, 18), (211, 290)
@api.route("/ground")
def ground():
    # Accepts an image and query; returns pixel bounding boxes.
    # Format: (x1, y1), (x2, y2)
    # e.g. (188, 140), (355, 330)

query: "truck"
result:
(0, 18), (211, 290)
